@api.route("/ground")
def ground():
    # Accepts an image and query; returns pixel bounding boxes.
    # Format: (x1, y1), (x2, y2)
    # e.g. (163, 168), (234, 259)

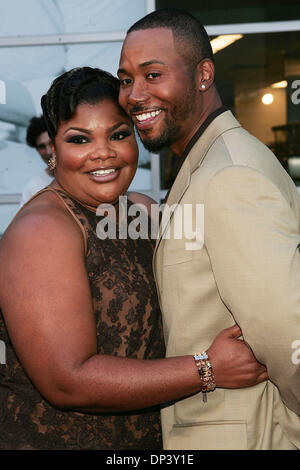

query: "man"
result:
(118, 9), (300, 450)
(20, 116), (54, 206)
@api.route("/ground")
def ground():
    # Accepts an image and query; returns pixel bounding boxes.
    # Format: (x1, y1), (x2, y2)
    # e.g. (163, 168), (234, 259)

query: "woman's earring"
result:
(201, 84), (206, 89)
(48, 156), (56, 171)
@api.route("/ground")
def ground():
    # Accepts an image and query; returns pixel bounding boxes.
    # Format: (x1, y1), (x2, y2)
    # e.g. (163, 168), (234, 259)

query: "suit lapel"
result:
(157, 156), (191, 242)
(154, 111), (241, 254)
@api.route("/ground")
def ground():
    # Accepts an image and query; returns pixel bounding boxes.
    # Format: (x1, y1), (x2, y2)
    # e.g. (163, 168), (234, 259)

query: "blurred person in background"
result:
(19, 116), (54, 207)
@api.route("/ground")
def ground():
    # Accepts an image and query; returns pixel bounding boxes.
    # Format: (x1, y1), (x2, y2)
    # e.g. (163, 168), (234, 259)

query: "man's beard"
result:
(137, 86), (197, 154)
(139, 116), (181, 153)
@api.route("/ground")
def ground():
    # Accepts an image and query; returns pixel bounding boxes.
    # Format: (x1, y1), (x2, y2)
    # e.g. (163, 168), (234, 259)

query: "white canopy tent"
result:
(0, 0), (155, 234)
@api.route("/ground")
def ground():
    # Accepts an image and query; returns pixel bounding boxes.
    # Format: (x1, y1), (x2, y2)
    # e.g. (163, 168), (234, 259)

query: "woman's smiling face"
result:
(52, 98), (139, 208)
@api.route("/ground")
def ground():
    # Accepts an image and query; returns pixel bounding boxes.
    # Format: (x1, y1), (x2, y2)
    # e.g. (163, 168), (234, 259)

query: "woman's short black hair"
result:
(41, 67), (120, 141)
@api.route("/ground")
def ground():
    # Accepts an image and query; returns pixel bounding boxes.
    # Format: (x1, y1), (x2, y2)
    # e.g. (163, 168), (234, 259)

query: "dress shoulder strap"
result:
(18, 186), (88, 254)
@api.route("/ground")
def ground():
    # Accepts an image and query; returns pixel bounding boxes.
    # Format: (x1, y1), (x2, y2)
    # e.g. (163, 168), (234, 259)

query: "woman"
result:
(0, 67), (267, 450)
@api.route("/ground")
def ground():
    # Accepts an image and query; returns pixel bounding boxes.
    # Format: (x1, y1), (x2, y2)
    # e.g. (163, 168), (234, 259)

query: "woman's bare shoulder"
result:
(0, 191), (84, 258)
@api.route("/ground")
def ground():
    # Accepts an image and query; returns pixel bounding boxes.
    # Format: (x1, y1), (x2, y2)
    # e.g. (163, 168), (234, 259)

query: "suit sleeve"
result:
(204, 165), (300, 415)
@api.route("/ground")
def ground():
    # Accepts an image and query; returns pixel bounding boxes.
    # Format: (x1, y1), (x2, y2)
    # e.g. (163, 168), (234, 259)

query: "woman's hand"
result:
(207, 324), (268, 389)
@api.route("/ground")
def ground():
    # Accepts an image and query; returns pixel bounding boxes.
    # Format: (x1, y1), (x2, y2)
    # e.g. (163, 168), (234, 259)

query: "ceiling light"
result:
(210, 34), (243, 54)
(262, 93), (274, 105)
(271, 80), (288, 88)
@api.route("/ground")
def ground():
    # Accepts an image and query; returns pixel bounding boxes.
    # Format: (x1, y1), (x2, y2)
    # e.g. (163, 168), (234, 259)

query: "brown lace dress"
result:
(0, 187), (165, 450)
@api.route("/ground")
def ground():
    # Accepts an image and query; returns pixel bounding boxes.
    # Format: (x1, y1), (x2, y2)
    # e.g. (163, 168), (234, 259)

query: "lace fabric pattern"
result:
(0, 188), (165, 450)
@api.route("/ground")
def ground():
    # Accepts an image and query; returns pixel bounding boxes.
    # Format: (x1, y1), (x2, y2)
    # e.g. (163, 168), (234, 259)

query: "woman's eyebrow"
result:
(108, 121), (130, 132)
(63, 127), (91, 135)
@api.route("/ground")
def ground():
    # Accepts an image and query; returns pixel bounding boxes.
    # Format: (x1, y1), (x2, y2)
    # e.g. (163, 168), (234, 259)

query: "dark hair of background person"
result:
(127, 8), (215, 75)
(41, 67), (121, 142)
(26, 116), (48, 148)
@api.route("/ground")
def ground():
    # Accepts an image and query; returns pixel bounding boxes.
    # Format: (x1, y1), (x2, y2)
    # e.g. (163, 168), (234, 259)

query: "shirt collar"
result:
(181, 105), (228, 161)
(165, 106), (228, 195)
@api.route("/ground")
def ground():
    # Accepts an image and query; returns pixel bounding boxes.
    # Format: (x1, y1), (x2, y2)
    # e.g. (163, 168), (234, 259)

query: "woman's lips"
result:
(88, 168), (120, 183)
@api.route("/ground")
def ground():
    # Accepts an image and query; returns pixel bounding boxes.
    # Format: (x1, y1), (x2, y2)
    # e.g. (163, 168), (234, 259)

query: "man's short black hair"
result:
(127, 8), (214, 72)
(26, 116), (48, 148)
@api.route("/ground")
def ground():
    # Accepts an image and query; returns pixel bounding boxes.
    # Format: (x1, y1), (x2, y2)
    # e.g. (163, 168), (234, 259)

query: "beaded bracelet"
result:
(194, 351), (216, 403)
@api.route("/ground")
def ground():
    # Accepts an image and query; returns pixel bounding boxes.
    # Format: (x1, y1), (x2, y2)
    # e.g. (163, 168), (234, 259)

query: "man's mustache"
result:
(128, 106), (165, 114)
(128, 106), (149, 114)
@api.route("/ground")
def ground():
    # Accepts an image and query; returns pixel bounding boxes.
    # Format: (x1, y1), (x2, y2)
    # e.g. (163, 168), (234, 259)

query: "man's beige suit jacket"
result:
(154, 110), (300, 450)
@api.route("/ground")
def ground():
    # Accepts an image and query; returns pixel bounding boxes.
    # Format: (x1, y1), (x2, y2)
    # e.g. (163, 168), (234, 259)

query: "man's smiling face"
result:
(118, 27), (199, 155)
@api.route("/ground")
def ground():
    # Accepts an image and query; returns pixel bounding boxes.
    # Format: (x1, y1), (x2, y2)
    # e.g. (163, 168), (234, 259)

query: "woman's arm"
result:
(0, 198), (267, 413)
